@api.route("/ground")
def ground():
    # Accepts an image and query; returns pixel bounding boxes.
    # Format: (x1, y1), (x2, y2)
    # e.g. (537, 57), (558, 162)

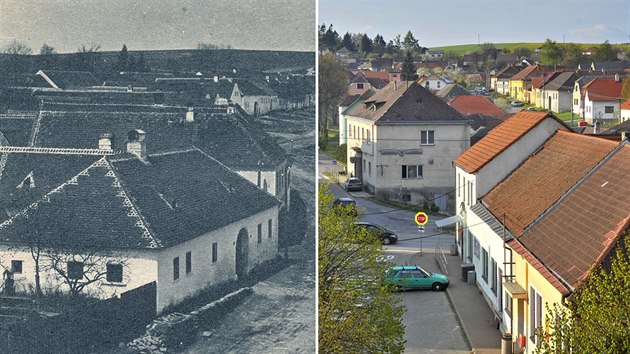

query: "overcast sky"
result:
(0, 0), (315, 53)
(319, 0), (630, 47)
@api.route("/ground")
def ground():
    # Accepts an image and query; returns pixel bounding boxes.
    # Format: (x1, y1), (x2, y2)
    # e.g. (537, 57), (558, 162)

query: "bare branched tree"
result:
(43, 247), (128, 297)
(39, 43), (56, 55)
(4, 39), (32, 55)
(77, 42), (102, 53)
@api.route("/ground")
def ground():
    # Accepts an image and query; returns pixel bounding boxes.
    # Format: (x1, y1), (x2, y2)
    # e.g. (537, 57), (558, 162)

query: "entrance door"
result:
(236, 228), (249, 278)
(253, 101), (260, 116)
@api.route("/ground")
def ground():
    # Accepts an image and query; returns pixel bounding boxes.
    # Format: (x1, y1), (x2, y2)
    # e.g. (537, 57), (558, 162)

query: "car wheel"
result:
(432, 282), (444, 291)
(395, 285), (403, 292)
(382, 237), (391, 245)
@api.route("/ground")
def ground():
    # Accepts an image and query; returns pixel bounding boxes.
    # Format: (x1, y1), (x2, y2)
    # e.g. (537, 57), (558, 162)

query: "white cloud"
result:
(569, 24), (607, 37)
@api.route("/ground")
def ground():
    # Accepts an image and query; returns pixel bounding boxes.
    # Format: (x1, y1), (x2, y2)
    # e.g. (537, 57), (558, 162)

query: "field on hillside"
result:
(429, 42), (626, 55)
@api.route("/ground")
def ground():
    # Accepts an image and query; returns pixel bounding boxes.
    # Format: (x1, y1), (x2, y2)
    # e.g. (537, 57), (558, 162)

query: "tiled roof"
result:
(482, 131), (619, 236)
(361, 71), (390, 81)
(453, 111), (554, 173)
(509, 65), (539, 81)
(0, 149), (280, 250)
(435, 84), (471, 99)
(366, 78), (387, 89)
(507, 239), (570, 296)
(448, 96), (505, 117)
(602, 119), (630, 134)
(33, 105), (286, 170)
(234, 79), (269, 96)
(582, 77), (624, 101)
(518, 144), (630, 290)
(0, 116), (35, 146)
(345, 81), (464, 124)
(544, 72), (579, 91)
(340, 94), (362, 107)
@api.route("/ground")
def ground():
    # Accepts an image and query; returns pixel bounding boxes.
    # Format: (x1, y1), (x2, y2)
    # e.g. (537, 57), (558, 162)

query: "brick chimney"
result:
(99, 133), (113, 151)
(127, 129), (147, 160)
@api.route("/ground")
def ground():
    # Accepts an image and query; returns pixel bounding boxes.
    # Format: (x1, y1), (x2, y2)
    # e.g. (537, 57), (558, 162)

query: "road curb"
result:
(408, 251), (473, 352)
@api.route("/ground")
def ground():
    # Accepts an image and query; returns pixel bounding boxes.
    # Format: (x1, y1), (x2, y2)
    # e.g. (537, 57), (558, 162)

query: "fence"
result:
(0, 282), (156, 353)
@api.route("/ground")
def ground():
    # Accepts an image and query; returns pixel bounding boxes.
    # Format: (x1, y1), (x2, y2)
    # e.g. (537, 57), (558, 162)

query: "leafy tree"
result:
(593, 40), (619, 62)
(318, 53), (347, 140)
(373, 34), (387, 54)
(358, 33), (373, 55)
(561, 43), (585, 68)
(318, 184), (405, 353)
(114, 44), (130, 72)
(39, 43), (56, 55)
(402, 30), (420, 52)
(401, 51), (417, 81)
(540, 39), (563, 67)
(480, 42), (498, 61)
(4, 39), (32, 55)
(512, 47), (532, 58)
(537, 236), (630, 353)
(340, 32), (356, 52)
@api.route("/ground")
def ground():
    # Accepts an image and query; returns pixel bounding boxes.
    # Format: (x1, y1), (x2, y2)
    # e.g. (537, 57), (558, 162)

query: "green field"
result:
(429, 42), (621, 56)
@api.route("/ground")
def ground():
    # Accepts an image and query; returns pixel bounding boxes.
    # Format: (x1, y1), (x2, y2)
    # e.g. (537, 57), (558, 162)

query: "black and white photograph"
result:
(0, 1), (316, 353)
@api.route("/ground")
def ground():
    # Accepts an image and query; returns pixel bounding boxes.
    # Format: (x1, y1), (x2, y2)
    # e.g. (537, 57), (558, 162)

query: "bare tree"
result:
(39, 43), (56, 55)
(77, 42), (101, 53)
(43, 247), (128, 297)
(4, 39), (32, 55)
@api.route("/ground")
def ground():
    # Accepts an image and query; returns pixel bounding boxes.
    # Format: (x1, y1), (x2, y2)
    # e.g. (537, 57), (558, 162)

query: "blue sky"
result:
(0, 0), (315, 53)
(319, 0), (630, 47)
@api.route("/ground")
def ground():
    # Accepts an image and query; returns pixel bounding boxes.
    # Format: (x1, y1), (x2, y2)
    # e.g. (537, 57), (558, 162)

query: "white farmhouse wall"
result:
(155, 206), (278, 312)
(466, 209), (507, 325)
(621, 109), (630, 122)
(0, 246), (158, 299)
(238, 170), (279, 197)
(584, 95), (619, 123)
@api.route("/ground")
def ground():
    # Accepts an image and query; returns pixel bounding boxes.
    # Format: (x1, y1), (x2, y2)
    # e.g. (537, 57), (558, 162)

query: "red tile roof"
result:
(483, 131), (619, 236)
(621, 99), (630, 110)
(448, 96), (506, 117)
(361, 71), (390, 81)
(518, 144), (630, 290)
(510, 65), (541, 81)
(453, 111), (554, 173)
(582, 77), (624, 101)
(507, 239), (570, 296)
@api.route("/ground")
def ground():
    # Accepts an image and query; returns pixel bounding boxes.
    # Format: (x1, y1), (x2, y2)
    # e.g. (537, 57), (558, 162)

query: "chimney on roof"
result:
(127, 129), (147, 160)
(213, 75), (219, 83)
(615, 73), (620, 82)
(186, 106), (195, 122)
(394, 81), (397, 90)
(621, 131), (628, 141)
(265, 75), (270, 82)
(99, 133), (113, 151)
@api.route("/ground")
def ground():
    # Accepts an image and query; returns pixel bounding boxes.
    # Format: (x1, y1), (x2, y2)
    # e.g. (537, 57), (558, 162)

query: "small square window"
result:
(106, 263), (123, 283)
(11, 260), (23, 274)
(67, 261), (84, 280)
(186, 252), (192, 274)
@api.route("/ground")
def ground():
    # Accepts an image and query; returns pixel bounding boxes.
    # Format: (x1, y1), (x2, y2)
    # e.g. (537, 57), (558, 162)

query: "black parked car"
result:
(333, 197), (358, 216)
(354, 222), (398, 245)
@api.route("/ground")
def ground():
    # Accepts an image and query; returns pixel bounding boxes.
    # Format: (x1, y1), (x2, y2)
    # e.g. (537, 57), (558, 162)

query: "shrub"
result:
(335, 143), (347, 163)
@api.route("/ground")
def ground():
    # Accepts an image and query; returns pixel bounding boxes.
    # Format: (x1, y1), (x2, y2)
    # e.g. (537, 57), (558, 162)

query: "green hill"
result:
(429, 42), (624, 56)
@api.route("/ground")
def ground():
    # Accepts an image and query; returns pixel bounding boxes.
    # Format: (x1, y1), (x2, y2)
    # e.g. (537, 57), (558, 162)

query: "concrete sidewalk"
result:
(410, 252), (502, 354)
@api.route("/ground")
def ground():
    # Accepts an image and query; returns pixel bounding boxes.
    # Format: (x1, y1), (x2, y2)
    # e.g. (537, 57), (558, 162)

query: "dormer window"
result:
(17, 171), (35, 189)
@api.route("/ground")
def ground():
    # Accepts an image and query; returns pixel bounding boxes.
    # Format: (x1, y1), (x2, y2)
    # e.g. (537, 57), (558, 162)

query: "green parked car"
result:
(385, 265), (449, 291)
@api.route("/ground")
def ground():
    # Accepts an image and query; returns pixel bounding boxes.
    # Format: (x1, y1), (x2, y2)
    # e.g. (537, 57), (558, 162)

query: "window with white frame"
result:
(529, 286), (543, 344)
(420, 130), (435, 145)
(491, 258), (497, 294)
(402, 165), (423, 179)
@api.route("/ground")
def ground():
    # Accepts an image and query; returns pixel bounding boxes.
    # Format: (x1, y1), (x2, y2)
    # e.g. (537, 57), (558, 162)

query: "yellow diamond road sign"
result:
(414, 212), (428, 226)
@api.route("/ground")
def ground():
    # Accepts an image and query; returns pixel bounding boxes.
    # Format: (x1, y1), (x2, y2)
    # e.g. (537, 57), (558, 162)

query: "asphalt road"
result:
(320, 155), (468, 353)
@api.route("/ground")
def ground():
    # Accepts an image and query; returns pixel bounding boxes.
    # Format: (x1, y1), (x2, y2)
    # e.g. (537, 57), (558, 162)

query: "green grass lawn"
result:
(322, 125), (340, 158)
(430, 42), (612, 56)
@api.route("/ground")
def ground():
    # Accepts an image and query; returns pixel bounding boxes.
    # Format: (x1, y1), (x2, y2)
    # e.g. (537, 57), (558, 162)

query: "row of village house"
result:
(6, 69), (315, 116)
(491, 62), (630, 123)
(338, 78), (629, 353)
(0, 70), (303, 314)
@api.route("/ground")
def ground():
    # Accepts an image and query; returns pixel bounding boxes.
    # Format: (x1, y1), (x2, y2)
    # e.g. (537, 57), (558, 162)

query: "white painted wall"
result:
(238, 169), (280, 197)
(0, 246), (158, 299)
(584, 92), (619, 123)
(155, 205), (279, 312)
(473, 118), (567, 198)
(621, 108), (630, 122)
